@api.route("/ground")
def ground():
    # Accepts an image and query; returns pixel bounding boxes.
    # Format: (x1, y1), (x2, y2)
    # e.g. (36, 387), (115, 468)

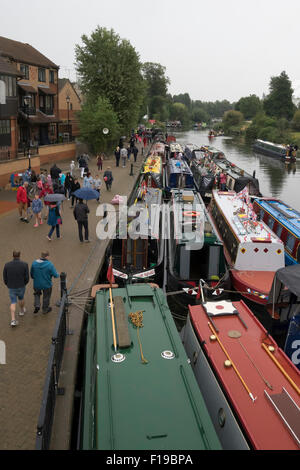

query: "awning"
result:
(38, 86), (56, 95)
(18, 83), (37, 93)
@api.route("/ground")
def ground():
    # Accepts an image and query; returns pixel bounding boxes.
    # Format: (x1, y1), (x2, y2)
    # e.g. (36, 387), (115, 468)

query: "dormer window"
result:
(38, 68), (46, 82)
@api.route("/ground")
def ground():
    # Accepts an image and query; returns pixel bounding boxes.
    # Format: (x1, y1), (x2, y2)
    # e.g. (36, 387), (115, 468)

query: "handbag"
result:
(57, 217), (62, 225)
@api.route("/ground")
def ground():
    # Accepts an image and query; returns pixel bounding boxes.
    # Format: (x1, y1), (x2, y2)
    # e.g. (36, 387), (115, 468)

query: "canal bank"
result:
(0, 142), (147, 450)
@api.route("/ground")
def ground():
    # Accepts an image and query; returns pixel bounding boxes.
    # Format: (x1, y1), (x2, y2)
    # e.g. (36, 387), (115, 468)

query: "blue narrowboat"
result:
(253, 198), (300, 265)
(165, 158), (195, 189)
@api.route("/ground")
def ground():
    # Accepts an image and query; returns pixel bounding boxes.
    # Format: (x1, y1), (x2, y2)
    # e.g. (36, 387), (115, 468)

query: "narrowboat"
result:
(253, 139), (297, 160)
(169, 142), (184, 158)
(181, 299), (300, 450)
(100, 185), (165, 285)
(209, 189), (285, 305)
(148, 142), (166, 163)
(166, 189), (229, 315)
(165, 158), (195, 189)
(189, 159), (216, 204)
(141, 154), (163, 188)
(252, 197), (300, 265)
(78, 283), (222, 450)
(266, 264), (300, 370)
(184, 143), (202, 161)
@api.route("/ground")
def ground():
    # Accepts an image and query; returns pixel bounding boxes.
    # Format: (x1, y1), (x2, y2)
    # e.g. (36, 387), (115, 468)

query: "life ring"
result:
(183, 211), (201, 217)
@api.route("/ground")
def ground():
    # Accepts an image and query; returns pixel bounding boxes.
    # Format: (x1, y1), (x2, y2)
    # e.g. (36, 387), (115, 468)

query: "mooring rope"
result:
(128, 310), (148, 364)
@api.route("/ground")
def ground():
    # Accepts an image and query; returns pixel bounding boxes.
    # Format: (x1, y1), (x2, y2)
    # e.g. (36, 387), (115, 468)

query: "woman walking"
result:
(103, 167), (113, 191)
(47, 203), (62, 240)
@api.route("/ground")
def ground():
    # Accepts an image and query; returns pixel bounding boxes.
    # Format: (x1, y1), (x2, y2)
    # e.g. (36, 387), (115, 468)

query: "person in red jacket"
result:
(16, 181), (29, 222)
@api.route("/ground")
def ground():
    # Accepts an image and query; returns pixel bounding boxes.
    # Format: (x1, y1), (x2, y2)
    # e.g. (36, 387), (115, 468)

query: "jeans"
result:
(9, 287), (25, 304)
(48, 224), (60, 238)
(78, 220), (89, 242)
(34, 287), (52, 312)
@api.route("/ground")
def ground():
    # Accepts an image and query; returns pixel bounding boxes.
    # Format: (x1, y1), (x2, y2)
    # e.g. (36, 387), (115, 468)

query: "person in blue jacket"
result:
(47, 203), (62, 240)
(30, 251), (59, 314)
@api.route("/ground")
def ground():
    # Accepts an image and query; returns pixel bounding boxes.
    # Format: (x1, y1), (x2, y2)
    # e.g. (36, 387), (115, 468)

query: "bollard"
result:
(130, 163), (134, 176)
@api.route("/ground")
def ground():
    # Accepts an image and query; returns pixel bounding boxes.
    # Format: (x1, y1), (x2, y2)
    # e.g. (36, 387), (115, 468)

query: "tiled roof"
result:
(0, 36), (58, 69)
(0, 55), (21, 76)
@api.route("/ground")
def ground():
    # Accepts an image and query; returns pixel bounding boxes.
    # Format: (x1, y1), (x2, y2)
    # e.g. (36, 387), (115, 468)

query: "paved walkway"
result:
(0, 143), (147, 449)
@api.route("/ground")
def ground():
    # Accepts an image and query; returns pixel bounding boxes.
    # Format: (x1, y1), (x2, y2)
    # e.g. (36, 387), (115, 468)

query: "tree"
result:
(141, 62), (170, 120)
(75, 27), (145, 132)
(235, 95), (262, 120)
(292, 110), (300, 130)
(173, 93), (192, 111)
(222, 110), (244, 129)
(169, 102), (190, 124)
(78, 96), (120, 154)
(191, 107), (210, 123)
(263, 71), (296, 120)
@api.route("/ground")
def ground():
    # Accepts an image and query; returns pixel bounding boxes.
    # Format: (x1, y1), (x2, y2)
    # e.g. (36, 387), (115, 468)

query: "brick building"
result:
(0, 35), (60, 154)
(58, 78), (81, 138)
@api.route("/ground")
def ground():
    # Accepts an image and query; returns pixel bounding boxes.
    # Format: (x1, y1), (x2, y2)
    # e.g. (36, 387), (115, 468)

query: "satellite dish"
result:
(103, 128), (109, 135)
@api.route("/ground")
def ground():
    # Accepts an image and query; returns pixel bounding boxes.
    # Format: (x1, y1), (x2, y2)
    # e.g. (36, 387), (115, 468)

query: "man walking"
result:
(50, 163), (61, 185)
(73, 198), (90, 243)
(3, 251), (29, 327)
(132, 145), (138, 162)
(30, 251), (59, 314)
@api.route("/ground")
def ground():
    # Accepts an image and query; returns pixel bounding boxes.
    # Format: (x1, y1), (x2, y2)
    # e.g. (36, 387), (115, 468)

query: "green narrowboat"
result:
(79, 283), (222, 450)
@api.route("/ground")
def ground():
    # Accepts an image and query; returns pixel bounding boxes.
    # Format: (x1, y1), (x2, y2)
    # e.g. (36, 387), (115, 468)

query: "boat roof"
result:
(171, 189), (220, 246)
(268, 263), (300, 301)
(170, 142), (184, 153)
(129, 187), (162, 238)
(254, 198), (300, 236)
(167, 158), (193, 175)
(213, 159), (254, 180)
(189, 300), (300, 450)
(142, 155), (162, 174)
(213, 190), (282, 245)
(86, 285), (222, 450)
(256, 139), (286, 150)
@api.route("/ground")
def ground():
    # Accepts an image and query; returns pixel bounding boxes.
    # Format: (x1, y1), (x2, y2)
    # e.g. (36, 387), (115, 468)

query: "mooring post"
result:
(130, 163), (134, 176)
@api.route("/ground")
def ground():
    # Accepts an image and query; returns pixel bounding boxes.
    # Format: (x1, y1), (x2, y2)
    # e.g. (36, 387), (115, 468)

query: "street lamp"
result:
(66, 95), (70, 140)
(23, 95), (32, 169)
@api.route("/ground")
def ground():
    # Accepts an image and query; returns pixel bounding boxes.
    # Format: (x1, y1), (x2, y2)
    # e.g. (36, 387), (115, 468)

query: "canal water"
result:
(174, 129), (300, 210)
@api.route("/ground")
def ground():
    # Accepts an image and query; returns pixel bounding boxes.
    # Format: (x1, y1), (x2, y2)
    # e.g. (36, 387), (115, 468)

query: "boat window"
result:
(297, 244), (300, 263)
(276, 224), (283, 239)
(260, 209), (264, 221)
(268, 216), (274, 230)
(286, 233), (295, 253)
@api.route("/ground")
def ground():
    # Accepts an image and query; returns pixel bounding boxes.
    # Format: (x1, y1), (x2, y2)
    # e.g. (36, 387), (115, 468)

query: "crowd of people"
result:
(4, 133), (147, 328)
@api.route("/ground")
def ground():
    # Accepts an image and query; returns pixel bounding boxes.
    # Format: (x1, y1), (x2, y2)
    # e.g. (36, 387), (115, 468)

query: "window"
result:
(0, 120), (10, 135)
(38, 68), (46, 82)
(49, 70), (55, 83)
(286, 233), (295, 253)
(276, 224), (283, 239)
(268, 216), (274, 230)
(20, 64), (29, 80)
(297, 244), (300, 263)
(0, 75), (16, 97)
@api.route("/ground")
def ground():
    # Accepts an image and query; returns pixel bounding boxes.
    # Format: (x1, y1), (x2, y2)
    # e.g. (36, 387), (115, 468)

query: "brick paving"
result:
(0, 143), (147, 449)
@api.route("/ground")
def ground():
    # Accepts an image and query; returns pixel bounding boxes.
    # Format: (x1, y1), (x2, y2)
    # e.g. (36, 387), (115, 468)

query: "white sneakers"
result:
(10, 319), (19, 327)
(19, 308), (26, 316)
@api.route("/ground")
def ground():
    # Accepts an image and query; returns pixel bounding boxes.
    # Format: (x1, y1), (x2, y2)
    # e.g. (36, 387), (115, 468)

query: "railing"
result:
(35, 273), (69, 450)
(0, 147), (11, 161)
(20, 106), (36, 115)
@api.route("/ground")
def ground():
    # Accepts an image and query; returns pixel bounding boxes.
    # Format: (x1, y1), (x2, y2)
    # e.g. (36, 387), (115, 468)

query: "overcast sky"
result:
(2, 0), (300, 103)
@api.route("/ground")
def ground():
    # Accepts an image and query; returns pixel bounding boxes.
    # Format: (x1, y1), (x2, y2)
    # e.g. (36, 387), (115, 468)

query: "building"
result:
(0, 55), (21, 161)
(58, 78), (81, 138)
(0, 35), (60, 152)
(0, 36), (76, 188)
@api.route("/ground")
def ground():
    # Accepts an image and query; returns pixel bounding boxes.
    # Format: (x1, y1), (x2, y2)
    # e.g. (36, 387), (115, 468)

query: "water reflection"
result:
(174, 130), (300, 209)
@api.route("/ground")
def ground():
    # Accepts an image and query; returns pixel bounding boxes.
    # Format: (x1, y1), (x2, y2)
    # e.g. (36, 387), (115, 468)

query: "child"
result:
(31, 194), (43, 227)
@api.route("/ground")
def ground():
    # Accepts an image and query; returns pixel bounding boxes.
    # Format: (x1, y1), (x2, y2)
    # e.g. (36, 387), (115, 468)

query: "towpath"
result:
(0, 143), (147, 449)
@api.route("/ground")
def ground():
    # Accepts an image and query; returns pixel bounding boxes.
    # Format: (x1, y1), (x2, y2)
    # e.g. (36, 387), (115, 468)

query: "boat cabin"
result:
(169, 142), (184, 158)
(79, 284), (222, 450)
(183, 299), (300, 449)
(165, 158), (195, 189)
(253, 139), (295, 160)
(105, 187), (164, 284)
(252, 198), (300, 265)
(141, 155), (163, 188)
(210, 189), (285, 304)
